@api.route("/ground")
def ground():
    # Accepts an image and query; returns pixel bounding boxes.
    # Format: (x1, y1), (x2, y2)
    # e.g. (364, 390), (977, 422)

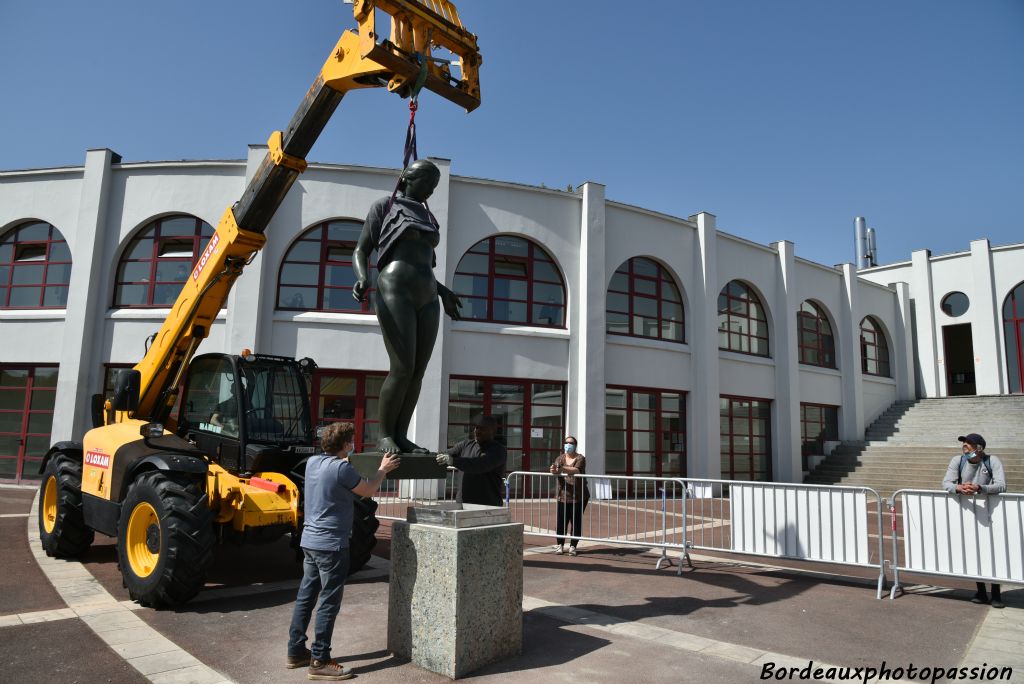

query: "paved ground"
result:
(1, 485), (1022, 683)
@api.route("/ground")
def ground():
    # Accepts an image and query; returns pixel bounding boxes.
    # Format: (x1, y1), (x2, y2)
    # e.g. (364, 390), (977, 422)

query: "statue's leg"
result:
(373, 286), (418, 454)
(394, 299), (440, 453)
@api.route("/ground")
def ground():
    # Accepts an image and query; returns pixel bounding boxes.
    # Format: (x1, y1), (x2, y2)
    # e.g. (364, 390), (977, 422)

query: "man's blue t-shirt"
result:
(300, 454), (363, 551)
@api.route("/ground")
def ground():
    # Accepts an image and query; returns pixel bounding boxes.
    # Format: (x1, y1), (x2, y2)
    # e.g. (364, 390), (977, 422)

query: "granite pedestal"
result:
(388, 504), (523, 679)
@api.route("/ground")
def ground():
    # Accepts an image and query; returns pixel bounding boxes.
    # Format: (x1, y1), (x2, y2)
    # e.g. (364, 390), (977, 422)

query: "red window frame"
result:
(114, 215), (215, 307)
(797, 301), (836, 369)
(0, 364), (58, 483)
(1004, 282), (1024, 393)
(277, 220), (376, 314)
(606, 258), (685, 343)
(800, 402), (838, 470)
(720, 395), (772, 482)
(452, 235), (566, 328)
(0, 221), (72, 309)
(605, 385), (687, 478)
(309, 369), (386, 453)
(718, 281), (770, 356)
(860, 316), (891, 377)
(448, 376), (566, 473)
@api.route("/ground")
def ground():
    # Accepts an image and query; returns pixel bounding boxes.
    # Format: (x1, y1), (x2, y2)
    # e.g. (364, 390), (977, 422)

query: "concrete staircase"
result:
(804, 396), (1024, 499)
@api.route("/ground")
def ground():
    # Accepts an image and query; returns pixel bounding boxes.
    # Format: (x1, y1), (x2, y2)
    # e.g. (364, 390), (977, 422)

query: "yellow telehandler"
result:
(36, 0), (480, 607)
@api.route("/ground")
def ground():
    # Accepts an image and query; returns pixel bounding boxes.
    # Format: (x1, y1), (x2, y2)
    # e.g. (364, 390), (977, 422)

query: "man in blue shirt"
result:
(287, 422), (399, 679)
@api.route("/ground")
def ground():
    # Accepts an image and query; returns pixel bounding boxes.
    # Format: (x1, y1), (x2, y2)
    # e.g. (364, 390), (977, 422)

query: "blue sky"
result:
(1, 1), (1021, 267)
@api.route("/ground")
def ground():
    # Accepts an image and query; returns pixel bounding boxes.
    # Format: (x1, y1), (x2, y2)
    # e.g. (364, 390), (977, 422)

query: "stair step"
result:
(805, 396), (1023, 494)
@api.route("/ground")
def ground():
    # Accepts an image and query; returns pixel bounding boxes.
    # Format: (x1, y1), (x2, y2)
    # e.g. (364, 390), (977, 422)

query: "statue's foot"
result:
(396, 436), (430, 454)
(377, 437), (403, 454)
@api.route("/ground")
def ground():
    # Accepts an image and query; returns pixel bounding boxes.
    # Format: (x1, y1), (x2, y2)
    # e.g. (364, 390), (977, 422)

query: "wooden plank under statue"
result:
(347, 452), (448, 480)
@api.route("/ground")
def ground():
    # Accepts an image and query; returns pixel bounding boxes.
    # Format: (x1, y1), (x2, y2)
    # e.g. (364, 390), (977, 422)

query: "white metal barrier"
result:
(888, 489), (1024, 599)
(504, 471), (690, 574)
(681, 479), (887, 599)
(373, 467), (460, 521)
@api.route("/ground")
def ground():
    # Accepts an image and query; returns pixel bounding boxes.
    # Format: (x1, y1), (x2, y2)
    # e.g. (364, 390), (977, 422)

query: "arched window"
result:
(606, 257), (685, 342)
(277, 220), (373, 313)
(114, 215), (214, 307)
(0, 221), (72, 309)
(797, 301), (836, 368)
(860, 316), (891, 377)
(718, 280), (769, 356)
(452, 235), (565, 327)
(1003, 281), (1024, 393)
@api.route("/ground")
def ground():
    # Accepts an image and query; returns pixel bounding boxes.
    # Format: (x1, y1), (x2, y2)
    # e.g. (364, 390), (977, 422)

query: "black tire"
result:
(348, 496), (379, 576)
(38, 454), (95, 557)
(116, 471), (214, 608)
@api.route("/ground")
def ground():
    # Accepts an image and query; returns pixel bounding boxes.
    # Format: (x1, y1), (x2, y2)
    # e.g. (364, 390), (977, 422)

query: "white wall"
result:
(2, 152), (944, 484)
(862, 241), (1024, 397)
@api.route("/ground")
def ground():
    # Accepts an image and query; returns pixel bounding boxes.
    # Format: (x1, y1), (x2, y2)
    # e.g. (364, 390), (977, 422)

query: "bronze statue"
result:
(353, 159), (462, 454)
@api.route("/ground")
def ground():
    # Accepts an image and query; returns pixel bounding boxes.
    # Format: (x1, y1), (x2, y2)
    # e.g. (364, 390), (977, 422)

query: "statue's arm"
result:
(353, 205), (379, 302)
(437, 281), (463, 320)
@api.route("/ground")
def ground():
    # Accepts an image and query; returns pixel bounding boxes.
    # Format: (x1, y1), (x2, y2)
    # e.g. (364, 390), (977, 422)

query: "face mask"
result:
(564, 443), (576, 454)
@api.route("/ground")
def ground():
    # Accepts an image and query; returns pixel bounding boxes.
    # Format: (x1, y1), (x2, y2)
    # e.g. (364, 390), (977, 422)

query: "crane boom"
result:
(129, 1), (481, 422)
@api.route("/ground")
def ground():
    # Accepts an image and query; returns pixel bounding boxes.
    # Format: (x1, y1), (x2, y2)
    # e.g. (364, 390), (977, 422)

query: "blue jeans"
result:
(288, 547), (349, 662)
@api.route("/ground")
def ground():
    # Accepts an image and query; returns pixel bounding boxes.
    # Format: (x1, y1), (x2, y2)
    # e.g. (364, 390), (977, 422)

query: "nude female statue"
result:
(352, 159), (462, 454)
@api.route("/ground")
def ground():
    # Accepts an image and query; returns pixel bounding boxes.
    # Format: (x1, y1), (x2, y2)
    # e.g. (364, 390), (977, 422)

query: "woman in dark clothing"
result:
(551, 435), (588, 556)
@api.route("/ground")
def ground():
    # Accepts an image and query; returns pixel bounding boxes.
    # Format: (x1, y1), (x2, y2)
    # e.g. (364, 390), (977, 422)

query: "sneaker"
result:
(971, 593), (988, 604)
(991, 599), (1005, 609)
(554, 545), (564, 555)
(568, 547), (577, 557)
(308, 659), (354, 681)
(286, 648), (311, 669)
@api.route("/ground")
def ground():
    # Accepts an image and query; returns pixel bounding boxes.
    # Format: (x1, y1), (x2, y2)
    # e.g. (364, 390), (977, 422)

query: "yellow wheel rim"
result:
(42, 476), (58, 534)
(126, 501), (160, 578)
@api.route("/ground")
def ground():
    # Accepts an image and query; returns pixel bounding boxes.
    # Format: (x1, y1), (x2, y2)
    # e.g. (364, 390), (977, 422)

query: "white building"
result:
(2, 148), (1020, 484)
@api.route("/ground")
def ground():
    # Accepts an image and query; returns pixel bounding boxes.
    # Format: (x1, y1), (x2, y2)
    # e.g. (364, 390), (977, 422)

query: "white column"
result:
(223, 145), (269, 354)
(409, 157), (452, 452)
(969, 239), (1004, 395)
(771, 241), (801, 482)
(910, 249), (940, 397)
(52, 149), (119, 441)
(569, 182), (607, 474)
(893, 281), (917, 400)
(838, 264), (865, 441)
(691, 213), (721, 479)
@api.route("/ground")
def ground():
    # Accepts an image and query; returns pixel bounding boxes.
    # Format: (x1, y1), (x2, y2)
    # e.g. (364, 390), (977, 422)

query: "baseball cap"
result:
(958, 433), (986, 449)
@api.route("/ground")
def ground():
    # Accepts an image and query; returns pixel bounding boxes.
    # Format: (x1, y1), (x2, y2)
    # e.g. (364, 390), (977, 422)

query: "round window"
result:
(941, 291), (970, 317)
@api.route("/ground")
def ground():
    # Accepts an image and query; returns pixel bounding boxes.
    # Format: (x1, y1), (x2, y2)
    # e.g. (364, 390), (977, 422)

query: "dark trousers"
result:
(976, 582), (1002, 600)
(288, 547), (350, 662)
(556, 499), (586, 547)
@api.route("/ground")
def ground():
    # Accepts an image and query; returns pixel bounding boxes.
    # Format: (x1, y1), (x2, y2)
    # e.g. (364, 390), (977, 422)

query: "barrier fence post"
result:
(888, 495), (901, 599)
(680, 480), (690, 573)
(655, 486), (672, 570)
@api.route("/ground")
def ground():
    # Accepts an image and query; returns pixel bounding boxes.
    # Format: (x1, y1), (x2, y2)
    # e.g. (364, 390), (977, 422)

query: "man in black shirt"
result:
(436, 415), (506, 506)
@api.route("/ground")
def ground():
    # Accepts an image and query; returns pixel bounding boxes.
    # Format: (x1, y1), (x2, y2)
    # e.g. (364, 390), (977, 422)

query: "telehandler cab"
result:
(36, 0), (481, 607)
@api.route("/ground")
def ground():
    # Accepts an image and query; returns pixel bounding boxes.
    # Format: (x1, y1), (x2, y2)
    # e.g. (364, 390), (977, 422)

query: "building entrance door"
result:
(0, 365), (58, 483)
(942, 324), (976, 396)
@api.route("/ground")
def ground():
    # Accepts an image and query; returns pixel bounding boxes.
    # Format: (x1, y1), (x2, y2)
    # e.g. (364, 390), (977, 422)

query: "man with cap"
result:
(942, 432), (1007, 608)
(436, 415), (507, 507)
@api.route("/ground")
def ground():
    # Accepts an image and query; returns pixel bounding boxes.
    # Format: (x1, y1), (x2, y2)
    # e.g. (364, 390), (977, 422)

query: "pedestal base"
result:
(388, 505), (523, 679)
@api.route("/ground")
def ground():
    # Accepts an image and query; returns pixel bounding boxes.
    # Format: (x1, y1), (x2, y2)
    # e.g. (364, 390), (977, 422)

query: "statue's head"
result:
(398, 159), (441, 202)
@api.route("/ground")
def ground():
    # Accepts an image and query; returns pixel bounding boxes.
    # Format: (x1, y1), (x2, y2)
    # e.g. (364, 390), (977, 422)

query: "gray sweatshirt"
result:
(942, 452), (1007, 495)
